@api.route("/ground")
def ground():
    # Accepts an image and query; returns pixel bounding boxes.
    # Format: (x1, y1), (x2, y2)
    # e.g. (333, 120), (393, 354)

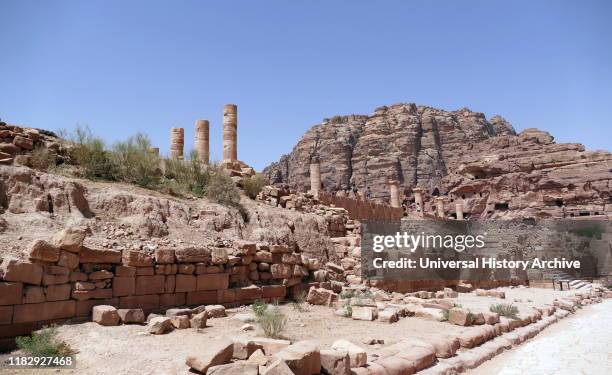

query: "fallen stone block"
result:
(233, 337), (264, 359)
(252, 337), (291, 355)
(171, 315), (191, 329)
(331, 339), (367, 367)
(378, 309), (398, 323)
(320, 349), (350, 375)
(148, 317), (173, 334)
(375, 355), (415, 375)
(351, 306), (378, 321)
(448, 308), (472, 326)
(186, 339), (234, 373)
(190, 311), (208, 328)
(29, 240), (60, 262)
(117, 308), (145, 324)
(51, 226), (88, 252)
(273, 340), (320, 375)
(205, 305), (227, 318)
(247, 349), (268, 366)
(92, 305), (120, 326)
(306, 287), (338, 306)
(166, 307), (193, 317)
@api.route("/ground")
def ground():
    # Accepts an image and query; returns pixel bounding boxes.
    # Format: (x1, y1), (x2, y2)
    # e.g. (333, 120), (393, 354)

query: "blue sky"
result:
(1, 0), (611, 170)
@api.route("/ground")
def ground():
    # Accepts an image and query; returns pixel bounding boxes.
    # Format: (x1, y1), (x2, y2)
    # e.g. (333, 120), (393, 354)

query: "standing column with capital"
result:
(413, 188), (424, 215)
(309, 160), (321, 197)
(435, 197), (445, 218)
(455, 202), (464, 220)
(195, 119), (209, 164)
(222, 104), (238, 162)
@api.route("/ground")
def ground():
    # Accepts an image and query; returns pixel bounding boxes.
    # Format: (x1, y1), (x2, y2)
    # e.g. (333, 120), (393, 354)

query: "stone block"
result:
(205, 305), (227, 318)
(51, 226), (88, 252)
(1, 259), (43, 285)
(217, 289), (236, 304)
(448, 308), (472, 326)
(320, 349), (350, 375)
(185, 339), (233, 373)
(270, 264), (293, 279)
(0, 306), (13, 325)
(80, 247), (122, 264)
(28, 240), (60, 262)
(88, 270), (113, 280)
(186, 290), (218, 305)
(235, 286), (262, 303)
(136, 267), (154, 276)
(196, 273), (229, 291)
(233, 336), (264, 359)
(171, 315), (191, 329)
(175, 247), (211, 263)
(72, 289), (113, 301)
(148, 317), (173, 334)
(331, 339), (367, 367)
(190, 311), (208, 328)
(135, 275), (165, 295)
(160, 293), (185, 308)
(42, 273), (69, 285)
(45, 284), (71, 301)
(261, 359), (294, 375)
(175, 274), (196, 292)
(57, 251), (79, 269)
(273, 340), (321, 375)
(351, 306), (377, 321)
(208, 362), (258, 375)
(23, 286), (45, 304)
(122, 250), (153, 267)
(154, 248), (175, 264)
(0, 282), (22, 305)
(92, 305), (120, 326)
(252, 337), (291, 355)
(165, 274), (175, 293)
(117, 308), (145, 323)
(115, 266), (137, 277)
(306, 287), (337, 306)
(113, 277), (135, 297)
(13, 300), (76, 323)
(262, 285), (286, 299)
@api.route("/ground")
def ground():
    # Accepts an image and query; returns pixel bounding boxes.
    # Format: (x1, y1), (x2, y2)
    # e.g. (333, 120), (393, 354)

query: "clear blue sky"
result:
(1, 0), (610, 170)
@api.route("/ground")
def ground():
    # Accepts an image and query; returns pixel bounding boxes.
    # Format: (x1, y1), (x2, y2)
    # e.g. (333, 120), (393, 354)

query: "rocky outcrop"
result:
(264, 103), (611, 219)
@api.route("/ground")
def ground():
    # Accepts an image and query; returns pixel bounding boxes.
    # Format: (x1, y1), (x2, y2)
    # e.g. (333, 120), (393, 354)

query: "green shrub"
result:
(16, 326), (74, 357)
(252, 299), (268, 318)
(342, 301), (353, 318)
(257, 304), (287, 338)
(489, 303), (519, 319)
(163, 151), (209, 196)
(112, 133), (161, 188)
(339, 290), (355, 299)
(241, 174), (267, 199)
(67, 126), (119, 180)
(291, 290), (308, 312)
(441, 309), (450, 321)
(204, 164), (240, 205)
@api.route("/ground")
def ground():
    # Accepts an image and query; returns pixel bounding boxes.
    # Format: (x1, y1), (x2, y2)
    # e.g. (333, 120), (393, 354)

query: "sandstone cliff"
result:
(264, 103), (611, 219)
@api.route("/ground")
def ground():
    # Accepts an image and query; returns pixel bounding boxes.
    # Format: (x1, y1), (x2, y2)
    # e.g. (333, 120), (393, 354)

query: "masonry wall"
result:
(0, 232), (325, 349)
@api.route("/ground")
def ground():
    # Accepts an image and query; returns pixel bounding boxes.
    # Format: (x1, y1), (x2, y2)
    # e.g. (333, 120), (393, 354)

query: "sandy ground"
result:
(468, 298), (612, 375)
(0, 287), (594, 375)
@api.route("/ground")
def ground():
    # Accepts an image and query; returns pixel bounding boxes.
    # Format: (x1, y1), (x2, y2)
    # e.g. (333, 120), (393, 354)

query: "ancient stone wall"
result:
(317, 192), (404, 221)
(0, 227), (326, 346)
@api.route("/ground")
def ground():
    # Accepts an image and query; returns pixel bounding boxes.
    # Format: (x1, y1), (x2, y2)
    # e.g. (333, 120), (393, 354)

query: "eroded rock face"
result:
(264, 103), (611, 219)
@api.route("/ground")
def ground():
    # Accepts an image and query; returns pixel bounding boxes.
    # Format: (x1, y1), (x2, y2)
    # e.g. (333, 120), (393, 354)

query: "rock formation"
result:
(264, 103), (611, 219)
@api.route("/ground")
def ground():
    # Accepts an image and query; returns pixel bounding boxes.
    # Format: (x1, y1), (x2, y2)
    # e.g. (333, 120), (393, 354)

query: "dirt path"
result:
(468, 299), (612, 375)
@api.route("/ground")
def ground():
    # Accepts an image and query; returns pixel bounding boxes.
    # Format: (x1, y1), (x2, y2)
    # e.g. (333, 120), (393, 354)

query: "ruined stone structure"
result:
(264, 103), (611, 219)
(413, 188), (424, 216)
(170, 127), (184, 159)
(455, 202), (464, 220)
(194, 119), (209, 164)
(435, 196), (445, 218)
(388, 180), (400, 208)
(222, 104), (237, 162)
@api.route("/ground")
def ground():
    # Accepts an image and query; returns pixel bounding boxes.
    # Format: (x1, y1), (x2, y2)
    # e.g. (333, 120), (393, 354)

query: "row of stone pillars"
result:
(168, 104), (238, 163)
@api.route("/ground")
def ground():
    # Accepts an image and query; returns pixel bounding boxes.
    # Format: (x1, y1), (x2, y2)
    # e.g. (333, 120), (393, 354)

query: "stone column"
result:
(455, 202), (464, 220)
(310, 162), (321, 197)
(413, 188), (424, 215)
(195, 119), (209, 164)
(170, 127), (184, 159)
(222, 104), (238, 162)
(435, 197), (445, 218)
(388, 180), (400, 208)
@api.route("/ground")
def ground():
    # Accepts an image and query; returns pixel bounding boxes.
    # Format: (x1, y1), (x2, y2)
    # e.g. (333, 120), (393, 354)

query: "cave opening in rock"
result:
(555, 199), (564, 207)
(494, 202), (509, 211)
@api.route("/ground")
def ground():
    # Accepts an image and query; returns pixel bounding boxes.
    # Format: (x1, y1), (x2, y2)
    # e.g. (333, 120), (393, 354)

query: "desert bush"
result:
(204, 164), (240, 205)
(252, 299), (268, 318)
(16, 326), (74, 357)
(339, 290), (355, 299)
(257, 304), (287, 338)
(342, 301), (353, 317)
(441, 309), (450, 321)
(291, 290), (308, 312)
(489, 303), (519, 319)
(163, 150), (209, 196)
(112, 133), (160, 188)
(241, 174), (266, 199)
(67, 126), (119, 180)
(30, 146), (57, 171)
